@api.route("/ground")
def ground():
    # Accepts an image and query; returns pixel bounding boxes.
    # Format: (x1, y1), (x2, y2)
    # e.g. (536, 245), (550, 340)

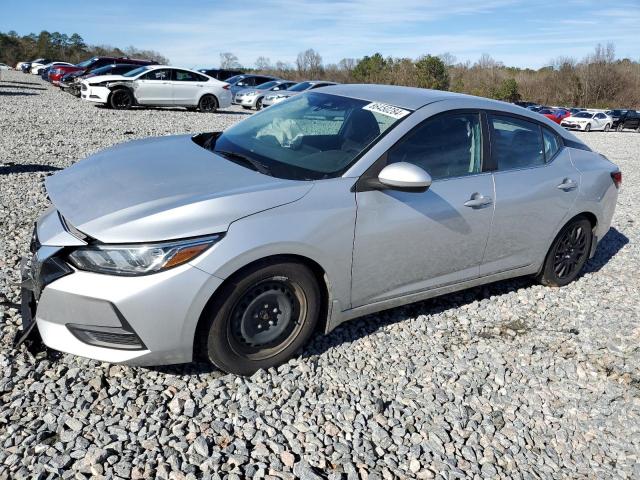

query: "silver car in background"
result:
(18, 85), (620, 375)
(233, 80), (297, 110)
(262, 80), (338, 107)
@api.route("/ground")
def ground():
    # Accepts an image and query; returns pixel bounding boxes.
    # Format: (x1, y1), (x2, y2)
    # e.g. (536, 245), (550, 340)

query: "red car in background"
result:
(48, 56), (157, 85)
(539, 108), (571, 124)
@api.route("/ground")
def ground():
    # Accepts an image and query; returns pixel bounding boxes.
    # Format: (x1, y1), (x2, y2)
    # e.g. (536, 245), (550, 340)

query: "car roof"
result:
(313, 83), (472, 110)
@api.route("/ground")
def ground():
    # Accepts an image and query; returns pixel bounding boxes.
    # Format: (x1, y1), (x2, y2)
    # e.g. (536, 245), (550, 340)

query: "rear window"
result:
(490, 115), (544, 170)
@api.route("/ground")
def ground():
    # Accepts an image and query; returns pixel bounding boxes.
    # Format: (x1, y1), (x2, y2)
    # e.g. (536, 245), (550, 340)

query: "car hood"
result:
(84, 74), (130, 84)
(45, 134), (314, 243)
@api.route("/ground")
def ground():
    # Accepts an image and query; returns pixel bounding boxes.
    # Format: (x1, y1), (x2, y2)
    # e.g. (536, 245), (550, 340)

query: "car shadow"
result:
(0, 91), (40, 97)
(143, 226), (628, 377)
(0, 163), (62, 175)
(0, 80), (42, 86)
(0, 84), (46, 91)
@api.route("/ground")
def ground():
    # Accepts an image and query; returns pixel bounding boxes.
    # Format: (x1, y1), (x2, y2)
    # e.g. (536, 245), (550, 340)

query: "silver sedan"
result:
(19, 85), (620, 375)
(261, 80), (338, 107)
(233, 80), (297, 110)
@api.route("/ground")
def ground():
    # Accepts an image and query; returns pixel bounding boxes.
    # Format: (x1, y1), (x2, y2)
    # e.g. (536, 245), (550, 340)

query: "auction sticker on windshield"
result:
(363, 102), (410, 119)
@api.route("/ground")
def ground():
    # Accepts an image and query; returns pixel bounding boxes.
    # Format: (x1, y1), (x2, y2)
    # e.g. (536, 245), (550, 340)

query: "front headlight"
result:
(67, 234), (222, 276)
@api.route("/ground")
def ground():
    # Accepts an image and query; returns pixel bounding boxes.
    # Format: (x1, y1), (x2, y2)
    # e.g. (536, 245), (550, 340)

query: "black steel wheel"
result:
(109, 89), (133, 109)
(199, 261), (321, 375)
(538, 217), (592, 287)
(198, 94), (218, 112)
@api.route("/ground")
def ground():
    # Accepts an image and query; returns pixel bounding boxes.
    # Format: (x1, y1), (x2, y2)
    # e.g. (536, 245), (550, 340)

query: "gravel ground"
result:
(1, 69), (639, 479)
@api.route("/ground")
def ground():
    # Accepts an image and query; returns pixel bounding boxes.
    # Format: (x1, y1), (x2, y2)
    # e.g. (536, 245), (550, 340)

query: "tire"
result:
(617, 124), (624, 132)
(604, 123), (611, 132)
(109, 89), (133, 109)
(198, 94), (218, 112)
(200, 261), (321, 375)
(584, 123), (591, 132)
(537, 216), (592, 287)
(255, 97), (263, 110)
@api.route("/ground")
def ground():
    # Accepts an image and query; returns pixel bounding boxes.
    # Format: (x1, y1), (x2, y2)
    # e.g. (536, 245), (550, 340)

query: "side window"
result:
(490, 114), (544, 170)
(542, 128), (561, 161)
(387, 112), (483, 181)
(174, 70), (199, 82)
(595, 113), (606, 119)
(143, 69), (171, 81)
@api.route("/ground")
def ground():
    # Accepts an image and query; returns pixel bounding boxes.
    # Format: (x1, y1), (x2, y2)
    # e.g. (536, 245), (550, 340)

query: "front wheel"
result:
(109, 89), (133, 109)
(255, 98), (263, 110)
(584, 123), (591, 132)
(617, 124), (624, 132)
(198, 94), (218, 112)
(200, 262), (321, 375)
(537, 217), (592, 287)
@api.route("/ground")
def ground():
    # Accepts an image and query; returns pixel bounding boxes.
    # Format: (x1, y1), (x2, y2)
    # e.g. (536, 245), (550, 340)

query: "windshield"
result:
(288, 81), (313, 92)
(225, 75), (243, 84)
(123, 66), (151, 77)
(203, 92), (407, 180)
(255, 80), (279, 90)
(90, 65), (116, 75)
(76, 57), (98, 68)
(574, 112), (593, 118)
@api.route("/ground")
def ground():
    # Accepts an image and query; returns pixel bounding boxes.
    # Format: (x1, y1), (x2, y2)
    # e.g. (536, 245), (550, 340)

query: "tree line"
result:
(241, 44), (639, 109)
(0, 30), (169, 67)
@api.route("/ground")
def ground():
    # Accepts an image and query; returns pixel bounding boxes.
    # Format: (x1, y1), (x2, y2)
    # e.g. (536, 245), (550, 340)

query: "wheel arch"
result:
(198, 92), (219, 107)
(192, 253), (331, 360)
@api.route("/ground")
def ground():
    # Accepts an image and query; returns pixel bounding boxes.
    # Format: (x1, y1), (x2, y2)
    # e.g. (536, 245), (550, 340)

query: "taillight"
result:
(222, 84), (230, 90)
(611, 171), (622, 189)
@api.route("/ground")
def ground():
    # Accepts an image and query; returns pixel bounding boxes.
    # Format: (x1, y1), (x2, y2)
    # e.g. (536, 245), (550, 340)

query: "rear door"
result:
(134, 68), (173, 105)
(481, 114), (580, 275)
(172, 69), (206, 105)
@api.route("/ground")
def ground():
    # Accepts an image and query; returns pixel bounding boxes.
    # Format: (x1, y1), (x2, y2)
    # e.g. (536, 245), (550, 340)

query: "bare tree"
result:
(220, 52), (240, 69)
(255, 56), (272, 71)
(296, 49), (323, 78)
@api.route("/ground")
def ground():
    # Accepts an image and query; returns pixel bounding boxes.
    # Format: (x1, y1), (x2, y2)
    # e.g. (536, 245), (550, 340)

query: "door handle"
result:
(557, 178), (577, 191)
(464, 193), (493, 209)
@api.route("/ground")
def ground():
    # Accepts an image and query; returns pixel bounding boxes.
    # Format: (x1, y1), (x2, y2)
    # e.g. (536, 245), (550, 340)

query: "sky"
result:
(2, 0), (640, 69)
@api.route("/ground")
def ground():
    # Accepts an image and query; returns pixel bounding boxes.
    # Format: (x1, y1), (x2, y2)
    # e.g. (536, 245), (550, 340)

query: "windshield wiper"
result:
(215, 150), (271, 175)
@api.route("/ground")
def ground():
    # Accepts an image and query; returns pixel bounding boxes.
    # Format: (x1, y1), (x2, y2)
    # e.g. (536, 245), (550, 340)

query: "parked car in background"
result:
(49, 57), (158, 85)
(538, 108), (571, 124)
(262, 80), (338, 107)
(605, 109), (628, 129)
(569, 108), (586, 115)
(615, 110), (640, 132)
(197, 68), (244, 81)
(19, 85), (620, 375)
(81, 65), (231, 111)
(514, 101), (538, 109)
(60, 64), (145, 96)
(26, 58), (52, 74)
(233, 80), (297, 110)
(21, 58), (51, 73)
(224, 74), (280, 96)
(0, 63), (10, 70)
(32, 61), (73, 75)
(561, 111), (612, 131)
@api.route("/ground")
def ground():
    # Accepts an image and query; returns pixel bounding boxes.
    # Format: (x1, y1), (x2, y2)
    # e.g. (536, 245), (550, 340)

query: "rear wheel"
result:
(109, 89), (133, 109)
(198, 94), (218, 112)
(537, 216), (592, 287)
(604, 123), (611, 132)
(200, 262), (321, 375)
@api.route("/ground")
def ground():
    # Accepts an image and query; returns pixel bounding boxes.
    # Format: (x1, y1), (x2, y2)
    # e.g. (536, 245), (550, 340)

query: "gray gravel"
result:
(1, 69), (639, 479)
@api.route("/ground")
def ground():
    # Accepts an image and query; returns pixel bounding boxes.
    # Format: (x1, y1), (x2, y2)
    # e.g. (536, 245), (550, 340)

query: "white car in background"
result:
(81, 65), (232, 112)
(32, 61), (74, 75)
(233, 80), (297, 110)
(0, 63), (10, 70)
(262, 80), (338, 107)
(560, 111), (613, 132)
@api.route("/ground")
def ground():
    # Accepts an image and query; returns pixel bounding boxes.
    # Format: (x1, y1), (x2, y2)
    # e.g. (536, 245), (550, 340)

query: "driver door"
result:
(351, 111), (494, 307)
(134, 68), (173, 105)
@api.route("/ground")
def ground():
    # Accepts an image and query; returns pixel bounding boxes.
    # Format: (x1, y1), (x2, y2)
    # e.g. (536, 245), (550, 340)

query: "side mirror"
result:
(377, 162), (432, 192)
